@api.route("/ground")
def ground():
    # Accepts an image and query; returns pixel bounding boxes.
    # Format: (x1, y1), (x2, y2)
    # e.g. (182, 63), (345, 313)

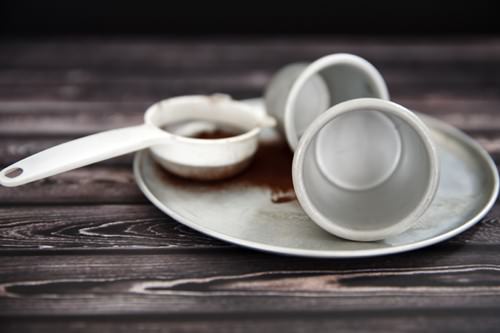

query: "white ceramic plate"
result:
(133, 99), (498, 258)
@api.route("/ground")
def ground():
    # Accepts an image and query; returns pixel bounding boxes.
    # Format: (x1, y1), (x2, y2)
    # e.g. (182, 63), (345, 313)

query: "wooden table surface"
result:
(0, 37), (499, 332)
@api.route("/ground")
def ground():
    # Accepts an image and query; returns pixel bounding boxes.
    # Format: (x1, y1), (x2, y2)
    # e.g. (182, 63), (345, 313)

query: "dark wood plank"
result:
(1, 312), (500, 333)
(0, 75), (263, 102)
(0, 102), (145, 136)
(0, 39), (499, 104)
(0, 63), (498, 88)
(1, 38), (499, 69)
(1, 63), (498, 86)
(0, 205), (228, 249)
(0, 246), (499, 316)
(0, 38), (499, 332)
(1, 98), (500, 136)
(0, 165), (146, 205)
(0, 70), (497, 102)
(0, 204), (497, 250)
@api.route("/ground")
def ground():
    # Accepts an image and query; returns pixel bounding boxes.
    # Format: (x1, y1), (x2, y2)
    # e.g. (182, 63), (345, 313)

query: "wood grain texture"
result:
(1, 38), (499, 68)
(2, 314), (500, 333)
(1, 99), (500, 137)
(1, 37), (500, 332)
(0, 66), (498, 103)
(0, 205), (229, 249)
(0, 165), (146, 205)
(0, 205), (498, 250)
(0, 246), (500, 317)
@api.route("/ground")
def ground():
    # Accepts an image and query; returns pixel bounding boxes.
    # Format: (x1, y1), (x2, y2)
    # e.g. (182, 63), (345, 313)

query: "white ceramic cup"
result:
(292, 98), (439, 241)
(265, 53), (389, 150)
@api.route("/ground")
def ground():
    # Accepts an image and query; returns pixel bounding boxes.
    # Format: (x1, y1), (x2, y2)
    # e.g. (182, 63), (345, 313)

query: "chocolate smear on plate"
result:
(156, 129), (296, 204)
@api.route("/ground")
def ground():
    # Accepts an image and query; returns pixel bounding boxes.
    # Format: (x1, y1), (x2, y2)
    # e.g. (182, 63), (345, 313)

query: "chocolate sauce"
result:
(161, 120), (246, 139)
(194, 129), (241, 139)
(156, 139), (296, 204)
(239, 141), (295, 203)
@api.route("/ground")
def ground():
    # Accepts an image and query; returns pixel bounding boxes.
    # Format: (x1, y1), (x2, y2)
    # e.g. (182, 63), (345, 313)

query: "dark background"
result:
(0, 1), (498, 36)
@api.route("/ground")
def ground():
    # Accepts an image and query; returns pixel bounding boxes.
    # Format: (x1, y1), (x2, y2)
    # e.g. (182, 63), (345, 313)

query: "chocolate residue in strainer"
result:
(194, 128), (242, 139)
(156, 135), (296, 204)
(162, 120), (246, 139)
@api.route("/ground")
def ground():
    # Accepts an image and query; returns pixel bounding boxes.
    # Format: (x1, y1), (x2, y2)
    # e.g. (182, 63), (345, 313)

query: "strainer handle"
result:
(0, 124), (166, 187)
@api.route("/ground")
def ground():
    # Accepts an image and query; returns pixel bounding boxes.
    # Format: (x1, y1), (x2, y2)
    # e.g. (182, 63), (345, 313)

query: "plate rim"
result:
(133, 109), (499, 258)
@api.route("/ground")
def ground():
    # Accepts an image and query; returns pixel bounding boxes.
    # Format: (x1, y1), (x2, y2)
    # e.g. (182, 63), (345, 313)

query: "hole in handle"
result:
(4, 167), (23, 178)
